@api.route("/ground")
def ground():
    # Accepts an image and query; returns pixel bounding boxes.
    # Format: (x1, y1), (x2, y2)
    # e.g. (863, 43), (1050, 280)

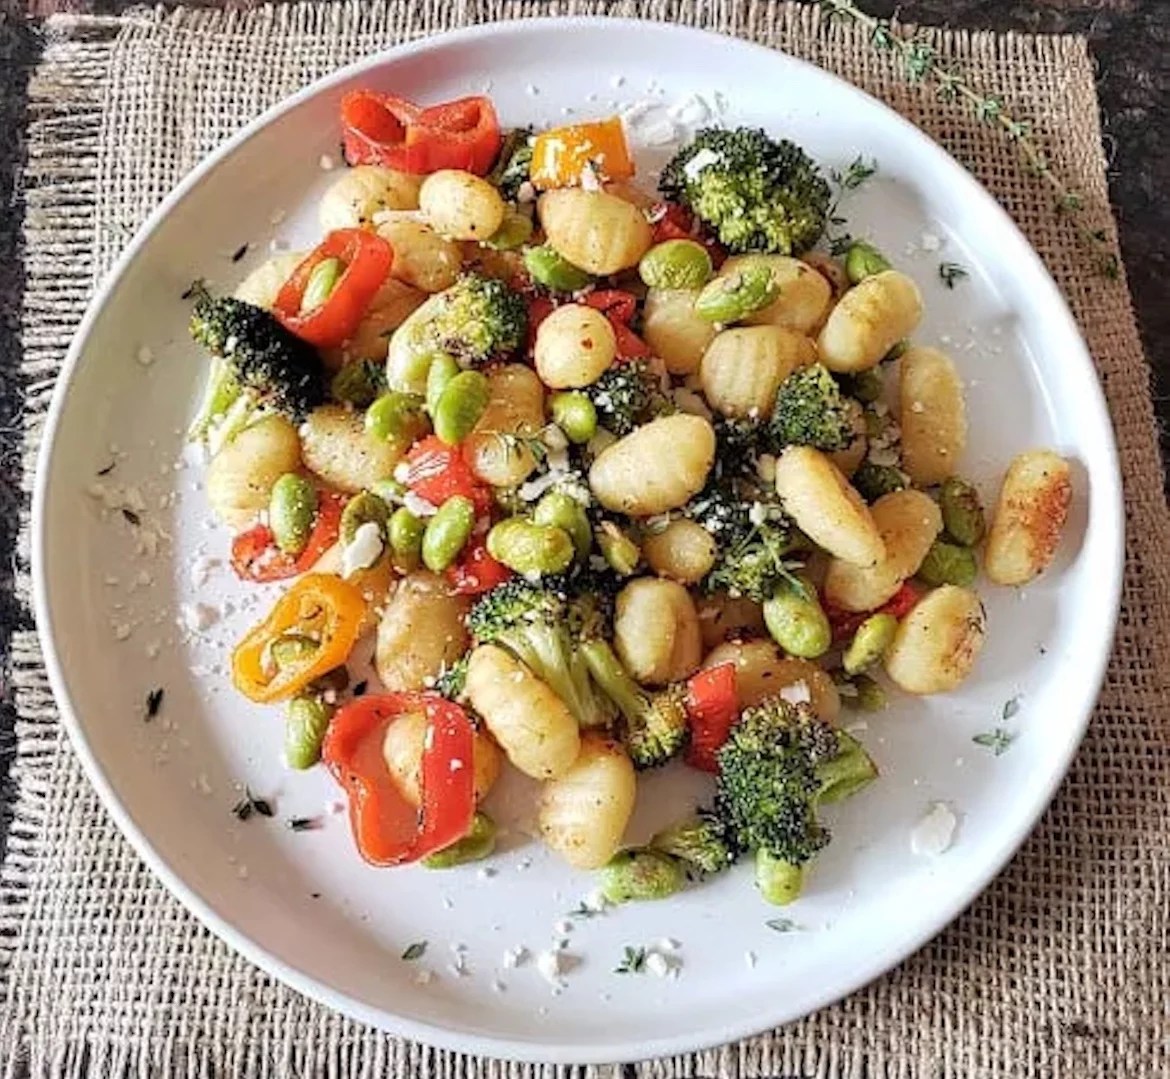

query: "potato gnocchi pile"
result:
(190, 92), (1073, 905)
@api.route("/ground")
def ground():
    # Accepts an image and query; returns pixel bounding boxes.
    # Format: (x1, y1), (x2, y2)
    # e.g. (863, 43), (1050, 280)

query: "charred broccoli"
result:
(659, 127), (831, 256)
(488, 127), (535, 200)
(714, 697), (876, 904)
(188, 284), (325, 445)
(851, 460), (909, 503)
(769, 364), (857, 452)
(650, 813), (736, 876)
(432, 653), (469, 701)
(466, 577), (613, 729)
(586, 357), (673, 436)
(580, 638), (688, 769)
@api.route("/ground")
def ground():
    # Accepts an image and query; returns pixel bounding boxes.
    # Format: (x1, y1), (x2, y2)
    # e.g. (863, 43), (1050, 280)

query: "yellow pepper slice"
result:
(232, 573), (366, 703)
(530, 117), (635, 190)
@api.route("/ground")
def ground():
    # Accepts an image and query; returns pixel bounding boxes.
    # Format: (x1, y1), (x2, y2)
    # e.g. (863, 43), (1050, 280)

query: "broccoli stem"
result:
(817, 732), (878, 805)
(505, 625), (610, 729)
(580, 639), (647, 723)
(188, 355), (243, 445)
(756, 849), (805, 905)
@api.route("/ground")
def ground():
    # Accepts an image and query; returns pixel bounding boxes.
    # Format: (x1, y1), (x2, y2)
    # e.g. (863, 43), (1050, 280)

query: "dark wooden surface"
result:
(0, 0), (1167, 859)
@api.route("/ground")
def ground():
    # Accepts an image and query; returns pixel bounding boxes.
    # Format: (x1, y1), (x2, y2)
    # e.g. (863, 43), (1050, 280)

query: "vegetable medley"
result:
(190, 87), (1074, 905)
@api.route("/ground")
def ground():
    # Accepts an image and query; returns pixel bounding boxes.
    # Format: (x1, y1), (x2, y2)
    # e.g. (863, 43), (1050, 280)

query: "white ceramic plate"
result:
(32, 17), (1123, 1064)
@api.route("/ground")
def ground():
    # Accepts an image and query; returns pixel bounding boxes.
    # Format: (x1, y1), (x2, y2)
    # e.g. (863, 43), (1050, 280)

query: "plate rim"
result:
(29, 14), (1125, 1064)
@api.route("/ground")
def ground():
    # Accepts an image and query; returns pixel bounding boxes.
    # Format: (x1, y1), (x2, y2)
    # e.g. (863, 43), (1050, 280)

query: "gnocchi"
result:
(374, 218), (462, 293)
(702, 640), (840, 722)
(899, 346), (968, 486)
(463, 364), (547, 487)
(818, 270), (924, 372)
(722, 254), (834, 333)
(534, 304), (617, 388)
(419, 169), (506, 241)
(884, 584), (986, 693)
(696, 593), (767, 649)
(642, 288), (718, 376)
(381, 709), (502, 806)
(614, 577), (703, 685)
(538, 187), (654, 275)
(206, 416), (300, 528)
(985, 450), (1072, 585)
(700, 326), (815, 419)
(643, 519), (718, 584)
(374, 572), (471, 692)
(318, 165), (422, 230)
(299, 404), (406, 492)
(232, 251), (306, 309)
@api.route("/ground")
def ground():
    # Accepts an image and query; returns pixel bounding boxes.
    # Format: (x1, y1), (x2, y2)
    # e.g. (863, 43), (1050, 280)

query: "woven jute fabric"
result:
(3, 2), (1168, 1076)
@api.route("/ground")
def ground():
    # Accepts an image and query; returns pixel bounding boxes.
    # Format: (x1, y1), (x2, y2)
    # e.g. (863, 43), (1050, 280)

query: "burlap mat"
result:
(3, 2), (1168, 1076)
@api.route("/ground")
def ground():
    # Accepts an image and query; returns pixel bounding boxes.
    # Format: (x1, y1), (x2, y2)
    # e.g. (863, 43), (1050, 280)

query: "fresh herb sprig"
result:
(816, 0), (1120, 278)
(614, 946), (647, 974)
(973, 728), (1015, 756)
(939, 261), (968, 288)
(231, 788), (274, 821)
(401, 941), (428, 961)
(144, 687), (164, 721)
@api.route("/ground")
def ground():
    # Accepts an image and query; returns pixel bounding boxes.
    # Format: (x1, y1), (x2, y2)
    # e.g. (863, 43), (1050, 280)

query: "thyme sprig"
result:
(816, 0), (1120, 278)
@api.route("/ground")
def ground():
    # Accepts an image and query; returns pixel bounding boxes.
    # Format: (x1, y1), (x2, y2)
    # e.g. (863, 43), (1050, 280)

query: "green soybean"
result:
(524, 244), (594, 293)
(388, 506), (425, 562)
(433, 369), (491, 445)
(939, 477), (986, 547)
(486, 517), (575, 576)
(596, 521), (640, 576)
(299, 257), (343, 313)
(340, 490), (390, 546)
(370, 477), (406, 505)
(421, 495), (476, 573)
(484, 211), (534, 251)
(365, 391), (428, 444)
(917, 538), (978, 587)
(533, 490), (592, 559)
(844, 241), (891, 284)
(285, 696), (333, 770)
(422, 812), (498, 868)
(268, 473), (317, 555)
(693, 260), (779, 323)
(598, 848), (685, 904)
(270, 633), (318, 670)
(843, 612), (898, 675)
(763, 580), (831, 659)
(852, 460), (908, 504)
(330, 358), (387, 407)
(838, 673), (888, 712)
(842, 366), (884, 404)
(425, 354), (461, 415)
(550, 391), (598, 444)
(756, 848), (805, 906)
(638, 239), (713, 289)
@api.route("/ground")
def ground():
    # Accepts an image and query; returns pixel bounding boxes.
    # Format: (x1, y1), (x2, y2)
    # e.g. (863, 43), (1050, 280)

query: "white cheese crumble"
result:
(919, 231), (941, 252)
(645, 952), (672, 978)
(189, 556), (219, 588)
(403, 491), (439, 518)
(748, 501), (768, 527)
(180, 602), (220, 634)
(502, 946), (528, 969)
(535, 949), (565, 986)
(910, 802), (957, 856)
(778, 681), (812, 706)
(681, 146), (721, 181)
(516, 180), (536, 204)
(319, 153), (336, 171)
(136, 345), (155, 367)
(341, 521), (384, 578)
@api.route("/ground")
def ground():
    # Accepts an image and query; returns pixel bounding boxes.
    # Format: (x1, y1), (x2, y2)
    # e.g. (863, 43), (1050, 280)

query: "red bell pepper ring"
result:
(272, 229), (393, 349)
(322, 692), (476, 866)
(341, 91), (502, 176)
(446, 538), (513, 595)
(401, 436), (493, 516)
(583, 289), (652, 360)
(684, 663), (740, 773)
(825, 580), (924, 644)
(230, 491), (346, 583)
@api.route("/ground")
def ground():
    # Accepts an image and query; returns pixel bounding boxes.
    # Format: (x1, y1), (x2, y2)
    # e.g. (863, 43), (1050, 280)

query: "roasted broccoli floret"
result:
(433, 653), (469, 701)
(711, 416), (765, 480)
(714, 697), (876, 904)
(650, 813), (736, 876)
(586, 357), (673, 436)
(394, 273), (527, 371)
(466, 577), (613, 729)
(852, 460), (908, 503)
(580, 638), (688, 769)
(188, 284), (325, 444)
(659, 127), (831, 255)
(769, 364), (856, 452)
(488, 127), (535, 200)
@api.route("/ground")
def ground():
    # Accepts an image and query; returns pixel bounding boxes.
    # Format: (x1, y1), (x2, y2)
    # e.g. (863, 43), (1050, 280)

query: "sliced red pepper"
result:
(650, 201), (727, 267)
(684, 663), (740, 773)
(446, 539), (512, 595)
(825, 580), (925, 644)
(230, 491), (345, 583)
(402, 436), (493, 516)
(272, 229), (393, 349)
(582, 289), (652, 360)
(322, 692), (476, 866)
(341, 91), (502, 176)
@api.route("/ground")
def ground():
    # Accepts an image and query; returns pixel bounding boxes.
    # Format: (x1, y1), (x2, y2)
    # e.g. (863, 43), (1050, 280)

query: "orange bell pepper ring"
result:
(231, 573), (366, 703)
(530, 117), (635, 190)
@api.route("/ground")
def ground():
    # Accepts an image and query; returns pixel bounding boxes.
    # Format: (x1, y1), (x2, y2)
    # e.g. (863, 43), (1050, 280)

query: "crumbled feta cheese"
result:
(645, 952), (672, 978)
(403, 491), (438, 518)
(342, 521), (384, 577)
(632, 116), (677, 147)
(392, 461), (411, 484)
(113, 622), (132, 642)
(516, 180), (536, 204)
(911, 802), (957, 856)
(682, 146), (721, 181)
(778, 681), (811, 706)
(920, 231), (941, 252)
(413, 968), (435, 986)
(579, 161), (602, 192)
(319, 153), (336, 170)
(180, 602), (220, 634)
(190, 556), (219, 588)
(669, 93), (711, 127)
(535, 950), (565, 986)
(502, 946), (528, 969)
(136, 345), (155, 367)
(748, 501), (768, 527)
(517, 471), (561, 503)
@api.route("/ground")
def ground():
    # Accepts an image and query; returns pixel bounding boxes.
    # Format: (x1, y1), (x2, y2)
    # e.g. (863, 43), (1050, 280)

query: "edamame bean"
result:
(422, 812), (498, 868)
(842, 367), (884, 404)
(763, 580), (831, 659)
(596, 521), (640, 576)
(598, 848), (685, 904)
(533, 490), (592, 558)
(843, 612), (898, 675)
(939, 477), (986, 546)
(638, 239), (713, 289)
(693, 260), (779, 323)
(917, 538), (978, 587)
(425, 354), (461, 415)
(756, 848), (804, 905)
(485, 211), (534, 251)
(268, 473), (317, 555)
(550, 391), (598, 444)
(524, 244), (594, 293)
(370, 478), (406, 505)
(421, 495), (476, 572)
(300, 257), (342, 313)
(340, 490), (391, 545)
(844, 242), (891, 284)
(486, 517), (575, 576)
(388, 506), (425, 563)
(270, 633), (318, 670)
(365, 391), (428, 444)
(330, 358), (387, 407)
(852, 461), (908, 504)
(433, 370), (491, 445)
(841, 673), (887, 712)
(285, 695), (333, 770)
